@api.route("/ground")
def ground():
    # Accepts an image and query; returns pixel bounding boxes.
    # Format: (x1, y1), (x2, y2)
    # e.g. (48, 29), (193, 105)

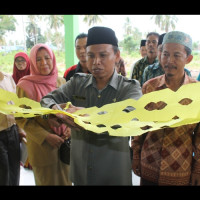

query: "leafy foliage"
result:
(0, 15), (16, 43)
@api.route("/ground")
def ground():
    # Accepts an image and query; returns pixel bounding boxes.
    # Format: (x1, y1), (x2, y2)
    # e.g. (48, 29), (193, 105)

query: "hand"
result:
(55, 103), (85, 131)
(132, 159), (141, 176)
(45, 133), (64, 148)
(191, 173), (200, 185)
(62, 127), (71, 138)
(47, 114), (63, 128)
(55, 113), (83, 131)
(47, 103), (74, 128)
(17, 127), (26, 142)
(52, 103), (67, 111)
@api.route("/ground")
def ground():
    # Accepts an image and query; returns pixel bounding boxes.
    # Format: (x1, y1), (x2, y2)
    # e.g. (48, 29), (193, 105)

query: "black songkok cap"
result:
(140, 39), (146, 47)
(158, 33), (166, 46)
(86, 26), (118, 47)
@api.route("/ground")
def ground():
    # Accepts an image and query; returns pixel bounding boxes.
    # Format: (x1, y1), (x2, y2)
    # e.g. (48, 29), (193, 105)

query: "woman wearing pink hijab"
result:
(16, 44), (71, 185)
(12, 52), (30, 84)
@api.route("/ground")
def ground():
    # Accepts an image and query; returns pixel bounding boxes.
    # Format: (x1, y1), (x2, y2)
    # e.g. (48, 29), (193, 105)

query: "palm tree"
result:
(151, 15), (178, 32)
(83, 15), (104, 26)
(123, 17), (133, 36)
(44, 15), (64, 32)
(43, 15), (64, 52)
(27, 15), (41, 45)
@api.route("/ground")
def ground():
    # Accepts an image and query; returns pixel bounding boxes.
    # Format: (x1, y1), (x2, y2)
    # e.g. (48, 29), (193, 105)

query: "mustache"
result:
(164, 65), (177, 70)
(92, 67), (102, 70)
(148, 48), (156, 53)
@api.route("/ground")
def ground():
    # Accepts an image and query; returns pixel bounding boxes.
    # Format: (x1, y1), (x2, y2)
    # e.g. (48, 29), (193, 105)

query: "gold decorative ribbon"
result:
(1, 82), (200, 136)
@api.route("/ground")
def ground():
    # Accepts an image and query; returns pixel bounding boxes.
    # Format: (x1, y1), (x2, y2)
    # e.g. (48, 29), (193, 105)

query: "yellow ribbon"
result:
(0, 82), (200, 136)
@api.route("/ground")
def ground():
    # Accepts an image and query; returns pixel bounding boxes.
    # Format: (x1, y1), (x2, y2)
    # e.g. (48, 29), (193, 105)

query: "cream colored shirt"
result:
(0, 71), (16, 131)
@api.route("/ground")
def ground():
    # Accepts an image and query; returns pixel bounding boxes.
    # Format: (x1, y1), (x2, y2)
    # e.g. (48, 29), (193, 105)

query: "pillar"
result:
(64, 15), (79, 69)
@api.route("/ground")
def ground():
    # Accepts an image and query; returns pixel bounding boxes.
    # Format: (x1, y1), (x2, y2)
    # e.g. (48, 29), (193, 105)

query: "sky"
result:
(4, 15), (200, 44)
(79, 15), (200, 42)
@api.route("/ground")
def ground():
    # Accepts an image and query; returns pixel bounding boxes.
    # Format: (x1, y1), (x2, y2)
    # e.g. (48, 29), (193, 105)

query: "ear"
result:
(115, 50), (121, 63)
(186, 54), (193, 64)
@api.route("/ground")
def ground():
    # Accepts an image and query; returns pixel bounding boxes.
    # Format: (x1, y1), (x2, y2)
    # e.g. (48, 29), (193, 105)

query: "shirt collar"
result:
(157, 72), (191, 89)
(85, 69), (118, 90)
(142, 56), (158, 65)
(108, 69), (118, 90)
(76, 62), (90, 74)
(152, 62), (162, 70)
(75, 62), (83, 73)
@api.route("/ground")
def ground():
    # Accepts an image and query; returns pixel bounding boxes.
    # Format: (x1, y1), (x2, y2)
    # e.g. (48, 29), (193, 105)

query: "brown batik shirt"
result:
(132, 73), (200, 185)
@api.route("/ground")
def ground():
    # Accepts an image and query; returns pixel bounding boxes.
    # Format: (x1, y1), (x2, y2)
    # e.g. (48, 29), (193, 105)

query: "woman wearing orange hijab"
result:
(16, 44), (71, 185)
(12, 52), (30, 84)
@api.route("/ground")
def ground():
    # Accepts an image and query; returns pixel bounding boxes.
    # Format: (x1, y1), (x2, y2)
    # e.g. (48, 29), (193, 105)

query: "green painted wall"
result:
(64, 15), (79, 69)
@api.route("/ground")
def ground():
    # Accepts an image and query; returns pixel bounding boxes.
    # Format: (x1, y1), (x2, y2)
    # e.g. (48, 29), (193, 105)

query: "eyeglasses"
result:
(15, 59), (26, 63)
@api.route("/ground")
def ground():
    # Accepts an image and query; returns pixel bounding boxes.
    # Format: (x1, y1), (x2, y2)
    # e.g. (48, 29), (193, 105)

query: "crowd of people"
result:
(0, 25), (200, 186)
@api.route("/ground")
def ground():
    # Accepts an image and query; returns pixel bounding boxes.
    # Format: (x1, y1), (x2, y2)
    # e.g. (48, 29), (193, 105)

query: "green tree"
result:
(0, 15), (16, 44)
(26, 23), (45, 49)
(120, 28), (142, 54)
(151, 15), (178, 32)
(120, 17), (142, 54)
(83, 15), (104, 26)
(26, 15), (41, 46)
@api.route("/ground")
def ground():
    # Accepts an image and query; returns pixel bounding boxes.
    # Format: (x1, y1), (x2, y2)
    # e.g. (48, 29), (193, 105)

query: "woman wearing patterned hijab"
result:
(12, 52), (30, 84)
(16, 44), (71, 185)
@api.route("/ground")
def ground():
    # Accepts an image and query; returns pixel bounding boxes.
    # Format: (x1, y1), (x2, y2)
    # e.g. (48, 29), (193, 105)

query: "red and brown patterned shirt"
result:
(132, 73), (200, 185)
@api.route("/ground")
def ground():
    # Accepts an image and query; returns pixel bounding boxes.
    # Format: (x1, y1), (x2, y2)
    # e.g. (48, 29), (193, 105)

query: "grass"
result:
(0, 50), (67, 77)
(1, 50), (200, 79)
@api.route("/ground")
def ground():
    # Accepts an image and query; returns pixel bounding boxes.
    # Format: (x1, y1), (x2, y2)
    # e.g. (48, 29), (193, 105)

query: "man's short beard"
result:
(164, 65), (177, 70)
(164, 65), (177, 77)
(166, 73), (174, 77)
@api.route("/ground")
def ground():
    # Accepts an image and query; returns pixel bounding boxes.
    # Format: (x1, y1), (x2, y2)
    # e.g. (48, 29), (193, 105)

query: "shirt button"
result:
(98, 95), (101, 98)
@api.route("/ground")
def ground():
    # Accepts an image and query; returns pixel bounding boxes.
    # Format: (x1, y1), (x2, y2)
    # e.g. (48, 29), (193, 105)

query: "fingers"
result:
(56, 113), (75, 126)
(54, 138), (64, 149)
(45, 134), (64, 148)
(47, 115), (62, 128)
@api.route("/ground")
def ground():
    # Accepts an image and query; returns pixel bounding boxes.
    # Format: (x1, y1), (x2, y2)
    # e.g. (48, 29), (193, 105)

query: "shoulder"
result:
(64, 64), (77, 77)
(0, 72), (13, 80)
(65, 64), (77, 72)
(133, 57), (146, 70)
(144, 63), (159, 73)
(73, 72), (91, 79)
(121, 75), (138, 83)
(134, 58), (144, 66)
(143, 75), (162, 85)
(66, 73), (92, 86)
(187, 74), (197, 83)
(147, 63), (156, 70)
(118, 75), (141, 90)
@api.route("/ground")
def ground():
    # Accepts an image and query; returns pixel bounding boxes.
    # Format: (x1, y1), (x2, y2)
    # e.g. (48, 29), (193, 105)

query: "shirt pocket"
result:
(72, 95), (87, 107)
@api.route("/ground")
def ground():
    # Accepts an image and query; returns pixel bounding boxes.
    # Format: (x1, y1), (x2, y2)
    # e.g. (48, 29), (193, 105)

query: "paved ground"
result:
(19, 166), (140, 186)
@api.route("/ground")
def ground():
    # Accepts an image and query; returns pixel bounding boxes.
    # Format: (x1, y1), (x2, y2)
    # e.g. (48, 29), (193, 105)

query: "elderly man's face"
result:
(161, 43), (193, 77)
(86, 44), (120, 80)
